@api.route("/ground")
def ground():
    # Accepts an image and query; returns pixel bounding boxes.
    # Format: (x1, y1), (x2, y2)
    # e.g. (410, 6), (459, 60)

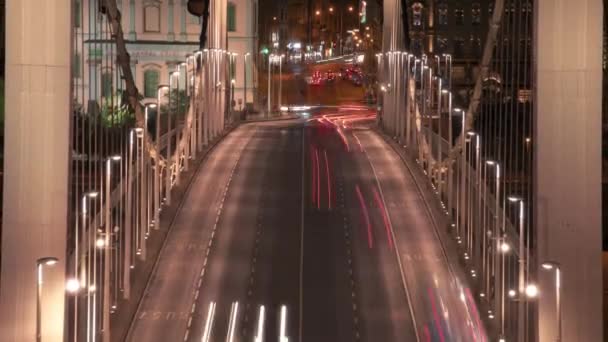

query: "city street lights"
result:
(508, 195), (527, 342)
(268, 54), (273, 117)
(442, 90), (453, 215)
(102, 155), (121, 341)
(167, 71), (180, 205)
(542, 261), (562, 342)
(486, 159), (501, 326)
(244, 53), (251, 113)
(454, 108), (465, 239)
(278, 54), (284, 112)
(77, 191), (97, 342)
(36, 256), (59, 342)
(230, 78), (236, 121)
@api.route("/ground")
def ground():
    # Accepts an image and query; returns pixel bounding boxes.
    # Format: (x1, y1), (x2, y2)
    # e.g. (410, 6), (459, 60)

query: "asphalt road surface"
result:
(127, 72), (487, 342)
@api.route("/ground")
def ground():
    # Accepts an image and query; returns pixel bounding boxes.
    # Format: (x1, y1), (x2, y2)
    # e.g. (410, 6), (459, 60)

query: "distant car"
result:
(325, 71), (336, 82)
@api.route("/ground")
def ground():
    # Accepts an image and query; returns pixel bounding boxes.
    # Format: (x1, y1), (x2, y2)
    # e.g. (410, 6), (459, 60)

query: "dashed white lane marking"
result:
(337, 177), (360, 340)
(183, 131), (252, 342)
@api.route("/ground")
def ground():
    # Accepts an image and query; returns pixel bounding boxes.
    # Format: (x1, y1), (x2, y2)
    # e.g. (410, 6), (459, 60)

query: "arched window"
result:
(144, 1), (161, 32)
(144, 69), (160, 98)
(227, 2), (237, 32)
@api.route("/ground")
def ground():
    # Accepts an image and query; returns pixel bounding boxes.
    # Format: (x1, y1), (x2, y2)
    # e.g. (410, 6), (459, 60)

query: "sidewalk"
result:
(110, 126), (237, 342)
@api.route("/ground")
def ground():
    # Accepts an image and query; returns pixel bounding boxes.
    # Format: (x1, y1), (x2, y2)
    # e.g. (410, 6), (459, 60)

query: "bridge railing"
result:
(379, 2), (534, 339)
(69, 2), (237, 339)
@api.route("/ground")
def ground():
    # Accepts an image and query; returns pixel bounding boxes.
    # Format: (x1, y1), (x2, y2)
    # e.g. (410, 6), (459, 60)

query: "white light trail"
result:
(201, 301), (216, 342)
(254, 305), (266, 342)
(279, 305), (289, 342)
(226, 301), (239, 342)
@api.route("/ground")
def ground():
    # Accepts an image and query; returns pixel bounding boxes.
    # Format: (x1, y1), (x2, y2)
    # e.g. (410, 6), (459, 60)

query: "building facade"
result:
(75, 0), (202, 110)
(406, 0), (492, 106)
(227, 0), (259, 111)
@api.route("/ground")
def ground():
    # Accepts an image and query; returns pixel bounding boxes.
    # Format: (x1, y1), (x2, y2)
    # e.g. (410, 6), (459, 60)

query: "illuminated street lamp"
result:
(315, 10), (321, 16)
(268, 54), (273, 116)
(486, 159), (502, 328)
(76, 191), (97, 342)
(278, 54), (285, 111)
(244, 53), (251, 113)
(525, 283), (539, 298)
(155, 86), (168, 228)
(508, 195), (527, 342)
(36, 256), (59, 342)
(66, 278), (81, 294)
(102, 155), (121, 340)
(542, 261), (562, 342)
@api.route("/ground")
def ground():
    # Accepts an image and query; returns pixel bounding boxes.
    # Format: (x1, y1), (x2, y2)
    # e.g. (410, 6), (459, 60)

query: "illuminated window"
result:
(471, 3), (481, 25)
(412, 3), (423, 27)
(143, 2), (161, 32)
(454, 7), (464, 25)
(437, 36), (448, 52)
(470, 35), (481, 55)
(144, 69), (160, 98)
(438, 4), (448, 26)
(227, 2), (237, 32)
(518, 89), (531, 103)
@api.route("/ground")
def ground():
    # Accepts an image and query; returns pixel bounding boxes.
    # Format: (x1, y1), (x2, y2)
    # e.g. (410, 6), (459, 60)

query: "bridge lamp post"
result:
(279, 54), (285, 113)
(498, 238), (510, 338)
(155, 86), (168, 213)
(166, 71), (180, 206)
(486, 160), (502, 328)
(453, 108), (466, 240)
(508, 195), (527, 342)
(244, 53), (250, 114)
(144, 104), (155, 234)
(130, 128), (145, 259)
(542, 261), (562, 342)
(440, 90), (452, 214)
(102, 155), (121, 341)
(268, 54), (273, 117)
(77, 191), (97, 342)
(36, 256), (59, 342)
(230, 78), (236, 122)
(154, 84), (167, 222)
(467, 132), (481, 264)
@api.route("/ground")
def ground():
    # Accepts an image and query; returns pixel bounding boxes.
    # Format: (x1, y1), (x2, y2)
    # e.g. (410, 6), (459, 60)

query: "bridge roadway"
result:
(127, 108), (487, 342)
